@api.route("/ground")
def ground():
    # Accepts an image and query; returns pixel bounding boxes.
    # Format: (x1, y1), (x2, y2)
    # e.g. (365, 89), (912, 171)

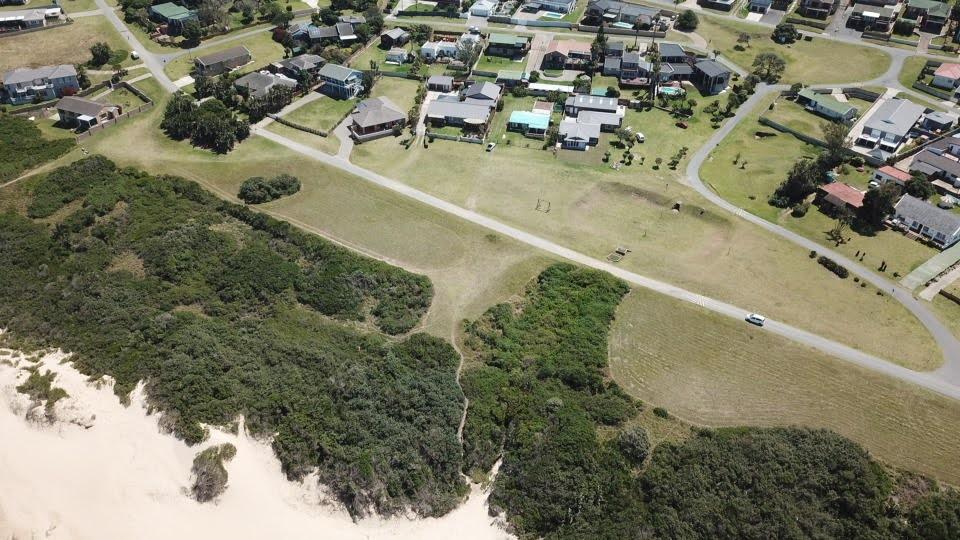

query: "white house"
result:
(470, 0), (497, 16)
(932, 63), (960, 91)
(872, 165), (912, 186)
(894, 194), (960, 249)
(420, 41), (459, 61)
(385, 47), (408, 64)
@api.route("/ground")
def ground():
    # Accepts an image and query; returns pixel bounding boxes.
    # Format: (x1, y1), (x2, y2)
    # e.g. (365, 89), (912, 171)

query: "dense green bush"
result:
(238, 174), (301, 204)
(818, 255), (849, 278)
(160, 93), (249, 153)
(0, 114), (75, 183)
(0, 157), (460, 518)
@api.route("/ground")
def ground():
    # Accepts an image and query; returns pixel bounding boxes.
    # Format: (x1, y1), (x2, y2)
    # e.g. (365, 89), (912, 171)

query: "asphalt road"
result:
(92, 0), (178, 93)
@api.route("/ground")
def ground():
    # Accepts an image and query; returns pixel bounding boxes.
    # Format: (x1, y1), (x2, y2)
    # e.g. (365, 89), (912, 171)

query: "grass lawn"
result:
(163, 30), (284, 80)
(590, 75), (621, 93)
(474, 54), (527, 74)
(0, 16), (135, 73)
(370, 76), (420, 111)
(609, 287), (960, 487)
(280, 93), (357, 132)
(350, 99), (940, 371)
(898, 55), (933, 89)
(700, 94), (939, 338)
(129, 75), (168, 103)
(57, 0), (99, 12)
(696, 16), (891, 84)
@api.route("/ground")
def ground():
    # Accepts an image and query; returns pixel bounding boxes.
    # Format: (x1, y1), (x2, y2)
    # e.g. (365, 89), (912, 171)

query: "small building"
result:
(922, 111), (957, 132)
(234, 71), (298, 98)
(317, 63), (363, 98)
(542, 39), (592, 70)
(526, 0), (576, 13)
(195, 46), (252, 76)
(496, 70), (527, 87)
(797, 0), (840, 18)
(586, 0), (660, 26)
(336, 21), (357, 42)
(1, 64), (78, 105)
(486, 33), (530, 58)
(420, 40), (459, 61)
(470, 0), (497, 16)
(873, 165), (912, 186)
(931, 63), (960, 91)
(894, 194), (960, 248)
(350, 96), (405, 139)
(338, 14), (365, 25)
(0, 6), (59, 31)
(507, 109), (550, 138)
(904, 0), (949, 33)
(271, 54), (325, 80)
(558, 119), (600, 149)
(380, 27), (410, 48)
(427, 75), (454, 92)
(527, 82), (574, 95)
(749, 0), (772, 12)
(56, 95), (121, 131)
(658, 43), (687, 64)
(386, 47), (409, 64)
(693, 59), (731, 96)
(426, 95), (494, 130)
(698, 0), (737, 11)
(816, 182), (865, 212)
(463, 81), (502, 103)
(148, 2), (197, 36)
(847, 5), (897, 32)
(855, 98), (925, 154)
(796, 88), (858, 123)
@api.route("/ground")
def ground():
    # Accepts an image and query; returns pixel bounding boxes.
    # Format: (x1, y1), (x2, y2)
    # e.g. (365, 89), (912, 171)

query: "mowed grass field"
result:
(696, 16), (890, 84)
(350, 107), (941, 370)
(0, 16), (134, 73)
(898, 55), (930, 88)
(701, 94), (937, 290)
(163, 30), (284, 80)
(609, 287), (960, 485)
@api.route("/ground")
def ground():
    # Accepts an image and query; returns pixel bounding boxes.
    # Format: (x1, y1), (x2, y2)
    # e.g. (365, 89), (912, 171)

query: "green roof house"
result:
(905, 0), (950, 32)
(149, 2), (198, 36)
(487, 33), (530, 58)
(797, 89), (858, 123)
(496, 69), (528, 87)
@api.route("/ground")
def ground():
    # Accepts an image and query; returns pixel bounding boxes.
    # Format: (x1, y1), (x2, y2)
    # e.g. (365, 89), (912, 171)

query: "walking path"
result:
(920, 264), (960, 300)
(902, 241), (960, 290)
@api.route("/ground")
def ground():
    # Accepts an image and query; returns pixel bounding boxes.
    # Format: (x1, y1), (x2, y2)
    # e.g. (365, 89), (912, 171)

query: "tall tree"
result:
(675, 10), (698, 31)
(89, 42), (112, 66)
(591, 24), (607, 62)
(751, 52), (786, 83)
(821, 121), (851, 167)
(859, 182), (900, 229)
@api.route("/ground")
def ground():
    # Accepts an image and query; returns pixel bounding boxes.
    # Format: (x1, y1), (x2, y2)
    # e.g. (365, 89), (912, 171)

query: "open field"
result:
(54, 0), (99, 11)
(609, 287), (960, 486)
(701, 93), (937, 290)
(350, 107), (940, 370)
(162, 30), (284, 80)
(696, 16), (891, 84)
(0, 16), (135, 73)
(278, 93), (356, 132)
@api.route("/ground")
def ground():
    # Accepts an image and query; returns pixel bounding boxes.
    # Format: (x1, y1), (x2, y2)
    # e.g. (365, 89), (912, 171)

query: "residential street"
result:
(92, 0), (178, 92)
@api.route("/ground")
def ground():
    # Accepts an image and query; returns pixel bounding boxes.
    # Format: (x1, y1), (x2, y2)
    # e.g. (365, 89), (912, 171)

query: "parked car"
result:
(131, 51), (140, 60)
(469, 26), (480, 34)
(675, 121), (688, 129)
(635, 132), (645, 143)
(868, 180), (880, 189)
(486, 142), (496, 152)
(745, 313), (766, 326)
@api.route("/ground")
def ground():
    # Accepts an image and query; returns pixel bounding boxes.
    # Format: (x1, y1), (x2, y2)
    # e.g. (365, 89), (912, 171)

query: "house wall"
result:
(931, 75), (958, 90)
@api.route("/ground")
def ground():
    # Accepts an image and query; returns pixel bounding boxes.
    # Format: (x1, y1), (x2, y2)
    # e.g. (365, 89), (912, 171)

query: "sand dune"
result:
(0, 348), (512, 540)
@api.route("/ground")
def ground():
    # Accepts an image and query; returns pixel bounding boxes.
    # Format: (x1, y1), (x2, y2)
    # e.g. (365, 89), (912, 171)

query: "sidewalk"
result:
(902, 241), (960, 290)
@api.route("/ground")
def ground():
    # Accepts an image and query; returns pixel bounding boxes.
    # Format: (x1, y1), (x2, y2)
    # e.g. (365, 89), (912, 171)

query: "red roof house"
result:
(817, 182), (865, 211)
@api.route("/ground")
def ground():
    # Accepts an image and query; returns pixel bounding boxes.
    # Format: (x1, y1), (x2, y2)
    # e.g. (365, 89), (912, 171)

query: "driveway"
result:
(759, 8), (785, 25)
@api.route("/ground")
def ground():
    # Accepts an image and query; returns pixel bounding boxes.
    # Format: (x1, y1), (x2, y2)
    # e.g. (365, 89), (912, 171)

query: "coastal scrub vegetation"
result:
(460, 264), (960, 538)
(238, 174), (301, 204)
(16, 368), (69, 416)
(0, 114), (75, 183)
(0, 156), (463, 518)
(191, 443), (237, 502)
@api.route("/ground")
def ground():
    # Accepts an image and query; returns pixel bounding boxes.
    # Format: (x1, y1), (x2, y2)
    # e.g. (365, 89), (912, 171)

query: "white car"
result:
(486, 142), (496, 152)
(635, 132), (645, 143)
(131, 51), (140, 60)
(745, 313), (766, 326)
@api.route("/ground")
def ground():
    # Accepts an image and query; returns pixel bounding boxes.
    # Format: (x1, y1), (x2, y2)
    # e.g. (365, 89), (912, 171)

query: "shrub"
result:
(653, 407), (670, 419)
(791, 202), (809, 217)
(817, 255), (849, 278)
(237, 174), (301, 204)
(809, 250), (817, 258)
(617, 426), (650, 465)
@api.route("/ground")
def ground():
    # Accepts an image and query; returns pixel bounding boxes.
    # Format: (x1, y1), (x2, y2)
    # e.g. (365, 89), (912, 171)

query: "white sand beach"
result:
(0, 348), (512, 540)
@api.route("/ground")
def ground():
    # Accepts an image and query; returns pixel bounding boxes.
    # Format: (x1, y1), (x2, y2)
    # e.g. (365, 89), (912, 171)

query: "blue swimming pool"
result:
(659, 86), (685, 96)
(541, 11), (563, 19)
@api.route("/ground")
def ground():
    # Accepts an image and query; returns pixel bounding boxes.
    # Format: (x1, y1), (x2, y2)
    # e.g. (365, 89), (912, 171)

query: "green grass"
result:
(609, 287), (960, 487)
(899, 56), (933, 89)
(281, 94), (357, 132)
(696, 16), (891, 84)
(58, 0), (99, 11)
(163, 30), (284, 80)
(474, 54), (526, 74)
(130, 75), (168, 103)
(0, 16), (135, 74)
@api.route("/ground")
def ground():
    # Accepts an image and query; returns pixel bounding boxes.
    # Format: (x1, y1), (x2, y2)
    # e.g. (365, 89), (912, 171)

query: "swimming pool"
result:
(611, 22), (633, 29)
(541, 11), (563, 18)
(659, 86), (685, 96)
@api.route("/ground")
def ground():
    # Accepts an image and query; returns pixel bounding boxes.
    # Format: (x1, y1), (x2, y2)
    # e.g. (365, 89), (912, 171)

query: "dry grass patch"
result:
(106, 251), (146, 278)
(0, 16), (133, 73)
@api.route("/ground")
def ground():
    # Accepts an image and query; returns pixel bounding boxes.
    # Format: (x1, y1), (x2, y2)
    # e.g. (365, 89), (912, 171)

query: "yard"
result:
(349, 44), (451, 76)
(898, 55), (934, 89)
(696, 16), (891, 84)
(474, 54), (527, 74)
(162, 30), (285, 80)
(700, 93), (938, 307)
(609, 287), (960, 487)
(0, 16), (136, 73)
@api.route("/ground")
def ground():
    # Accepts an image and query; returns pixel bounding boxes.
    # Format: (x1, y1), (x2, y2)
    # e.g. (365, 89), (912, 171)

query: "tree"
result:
(457, 40), (483, 71)
(196, 0), (229, 28)
(591, 24), (607, 62)
(606, 85), (620, 97)
(355, 23), (371, 43)
(89, 42), (112, 67)
(317, 6), (338, 25)
(271, 9), (294, 27)
(614, 127), (633, 147)
(364, 5), (385, 34)
(769, 158), (823, 207)
(529, 70), (540, 83)
(906, 174), (936, 200)
(409, 23), (433, 45)
(772, 22), (800, 44)
(675, 10), (698, 31)
(751, 52), (786, 83)
(829, 206), (854, 242)
(74, 64), (91, 89)
(859, 182), (900, 229)
(821, 121), (851, 167)
(182, 19), (203, 45)
(360, 71), (376, 97)
(617, 426), (650, 465)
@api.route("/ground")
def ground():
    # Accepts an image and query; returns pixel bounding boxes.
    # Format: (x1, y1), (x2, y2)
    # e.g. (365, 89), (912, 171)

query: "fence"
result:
(784, 16), (828, 30)
(472, 69), (498, 78)
(576, 23), (666, 37)
(486, 16), (573, 28)
(841, 87), (881, 102)
(76, 102), (154, 140)
(913, 81), (953, 101)
(0, 18), (72, 39)
(8, 81), (110, 117)
(426, 131), (484, 143)
(269, 114), (328, 136)
(758, 115), (828, 147)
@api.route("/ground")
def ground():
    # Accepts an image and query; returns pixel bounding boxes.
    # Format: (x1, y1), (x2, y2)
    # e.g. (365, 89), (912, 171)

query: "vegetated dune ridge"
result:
(0, 348), (512, 540)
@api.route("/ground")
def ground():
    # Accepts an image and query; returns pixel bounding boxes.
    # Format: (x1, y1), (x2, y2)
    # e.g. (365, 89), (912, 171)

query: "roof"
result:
(489, 33), (527, 46)
(317, 63), (361, 82)
(546, 39), (591, 57)
(895, 194), (960, 234)
(338, 14), (365, 24)
(352, 96), (405, 128)
(667, 62), (693, 76)
(427, 98), (493, 123)
(497, 70), (526, 80)
(508, 110), (550, 130)
(0, 7), (49, 22)
(234, 71), (297, 98)
(659, 43), (686, 58)
(925, 111), (957, 126)
(934, 63), (960, 80)
(798, 88), (856, 116)
(196, 46), (251, 67)
(2, 64), (76, 85)
(578, 110), (622, 125)
(694, 59), (730, 78)
(605, 41), (624, 51)
(819, 182), (865, 208)
(559, 119), (600, 141)
(913, 149), (960, 178)
(427, 74), (454, 86)
(565, 94), (619, 112)
(336, 22), (356, 38)
(877, 165), (912, 182)
(621, 51), (643, 64)
(56, 95), (112, 117)
(909, 0), (950, 16)
(382, 27), (409, 40)
(387, 47), (408, 57)
(852, 4), (895, 17)
(863, 98), (926, 138)
(588, 0), (659, 18)
(150, 2), (194, 19)
(464, 81), (501, 100)
(280, 54), (324, 71)
(528, 82), (574, 92)
(604, 57), (621, 70)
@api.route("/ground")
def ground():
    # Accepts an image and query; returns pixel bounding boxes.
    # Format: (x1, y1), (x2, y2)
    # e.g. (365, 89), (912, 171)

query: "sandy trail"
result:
(0, 348), (511, 540)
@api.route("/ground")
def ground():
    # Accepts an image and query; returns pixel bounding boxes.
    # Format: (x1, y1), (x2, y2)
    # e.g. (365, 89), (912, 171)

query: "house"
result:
(873, 165), (913, 186)
(317, 63), (363, 98)
(662, 62), (693, 82)
(909, 137), (960, 185)
(894, 194), (960, 248)
(658, 43), (687, 64)
(271, 54), (325, 80)
(1, 64), (78, 105)
(904, 0), (949, 33)
(816, 182), (865, 212)
(55, 96), (121, 131)
(524, 0), (577, 13)
(922, 111), (957, 132)
(486, 33), (530, 58)
(847, 5), (897, 32)
(496, 70), (527, 87)
(195, 46), (252, 76)
(931, 63), (960, 91)
(463, 81), (502, 103)
(604, 41), (624, 58)
(350, 96), (405, 139)
(0, 0), (29, 5)
(585, 0), (660, 26)
(693, 60), (731, 96)
(698, 0), (736, 11)
(527, 82), (575, 95)
(542, 39), (592, 69)
(289, 23), (338, 45)
(507, 108), (551, 138)
(564, 94), (622, 116)
(426, 95), (494, 130)
(602, 56), (623, 77)
(854, 98), (925, 154)
(380, 27), (410, 48)
(386, 47), (409, 64)
(427, 75), (454, 92)
(0, 6), (60, 31)
(796, 88), (858, 122)
(148, 2), (197, 36)
(797, 0), (840, 17)
(420, 40), (459, 61)
(558, 119), (600, 149)
(338, 14), (365, 25)
(577, 110), (622, 130)
(470, 0), (497, 16)
(336, 21), (357, 42)
(749, 0), (772, 12)
(234, 71), (298, 98)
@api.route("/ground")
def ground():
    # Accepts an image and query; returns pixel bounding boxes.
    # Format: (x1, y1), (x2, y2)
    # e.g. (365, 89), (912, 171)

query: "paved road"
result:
(253, 126), (960, 399)
(93, 0), (177, 92)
